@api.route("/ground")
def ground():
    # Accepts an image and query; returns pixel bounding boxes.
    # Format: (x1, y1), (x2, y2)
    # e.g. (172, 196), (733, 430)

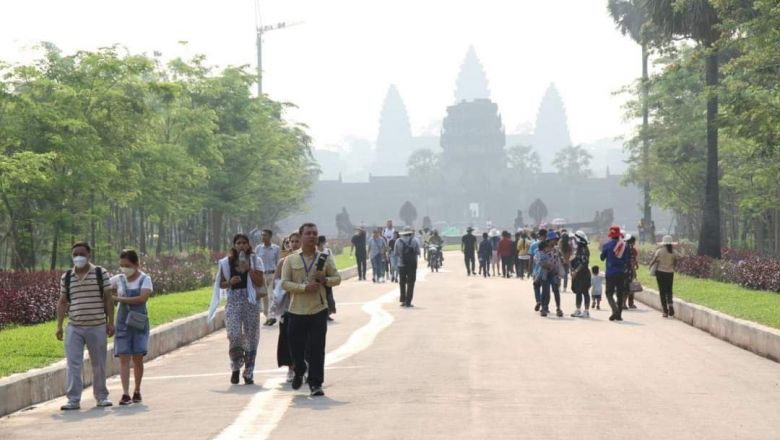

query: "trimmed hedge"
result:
(0, 253), (215, 328)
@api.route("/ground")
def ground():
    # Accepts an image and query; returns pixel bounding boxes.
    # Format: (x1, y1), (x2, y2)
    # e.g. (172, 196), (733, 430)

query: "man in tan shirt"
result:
(281, 222), (341, 397)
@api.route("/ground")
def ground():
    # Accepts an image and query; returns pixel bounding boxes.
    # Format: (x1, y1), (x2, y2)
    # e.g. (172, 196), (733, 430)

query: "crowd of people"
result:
(54, 219), (678, 411)
(459, 224), (679, 321)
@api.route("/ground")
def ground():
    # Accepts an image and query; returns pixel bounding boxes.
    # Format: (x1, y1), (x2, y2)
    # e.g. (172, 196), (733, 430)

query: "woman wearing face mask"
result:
(109, 249), (152, 405)
(207, 234), (264, 385)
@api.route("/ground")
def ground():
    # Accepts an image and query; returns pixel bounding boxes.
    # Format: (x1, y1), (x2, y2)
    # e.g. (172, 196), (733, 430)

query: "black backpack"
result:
(64, 266), (105, 302)
(401, 238), (417, 267)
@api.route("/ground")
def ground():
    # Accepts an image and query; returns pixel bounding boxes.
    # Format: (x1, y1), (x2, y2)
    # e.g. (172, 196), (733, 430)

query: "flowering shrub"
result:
(635, 243), (780, 292)
(0, 252), (216, 328)
(0, 271), (61, 327)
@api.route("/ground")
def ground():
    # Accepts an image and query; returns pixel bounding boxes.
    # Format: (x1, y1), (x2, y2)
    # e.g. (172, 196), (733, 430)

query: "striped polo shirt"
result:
(60, 264), (111, 327)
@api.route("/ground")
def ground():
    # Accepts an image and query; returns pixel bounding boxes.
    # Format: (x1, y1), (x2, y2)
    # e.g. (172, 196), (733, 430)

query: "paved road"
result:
(2, 253), (779, 439)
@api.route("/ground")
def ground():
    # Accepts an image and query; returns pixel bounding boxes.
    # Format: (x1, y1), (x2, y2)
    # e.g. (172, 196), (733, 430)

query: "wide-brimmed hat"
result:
(489, 228), (500, 237)
(466, 227), (474, 232)
(546, 230), (560, 241)
(574, 230), (588, 245)
(659, 235), (674, 245)
(400, 228), (414, 236)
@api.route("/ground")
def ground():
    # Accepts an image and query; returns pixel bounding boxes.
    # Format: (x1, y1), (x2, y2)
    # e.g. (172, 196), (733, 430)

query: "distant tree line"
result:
(0, 44), (318, 270)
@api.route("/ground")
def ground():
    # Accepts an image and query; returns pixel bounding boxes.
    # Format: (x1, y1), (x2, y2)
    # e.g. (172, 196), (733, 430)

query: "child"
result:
(591, 266), (603, 310)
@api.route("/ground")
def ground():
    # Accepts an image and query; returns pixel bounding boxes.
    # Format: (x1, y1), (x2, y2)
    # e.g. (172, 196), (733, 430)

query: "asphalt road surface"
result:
(2, 253), (779, 439)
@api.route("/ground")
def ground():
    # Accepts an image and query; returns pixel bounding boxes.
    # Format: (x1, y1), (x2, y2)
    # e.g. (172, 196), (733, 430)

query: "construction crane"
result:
(255, 0), (302, 97)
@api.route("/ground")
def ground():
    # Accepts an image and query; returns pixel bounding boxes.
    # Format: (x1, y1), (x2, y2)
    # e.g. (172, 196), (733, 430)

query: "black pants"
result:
(479, 257), (490, 276)
(501, 256), (513, 278)
(464, 252), (475, 275)
(356, 255), (367, 280)
(656, 271), (674, 312)
(605, 273), (626, 319)
(277, 313), (293, 367)
(288, 309), (328, 387)
(399, 264), (417, 305)
(326, 287), (336, 314)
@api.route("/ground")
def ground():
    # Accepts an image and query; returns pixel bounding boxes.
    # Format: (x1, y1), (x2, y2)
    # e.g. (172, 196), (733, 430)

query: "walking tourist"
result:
(388, 231), (400, 282)
(395, 228), (420, 307)
(601, 225), (630, 322)
(537, 231), (564, 317)
(649, 235), (679, 318)
(56, 242), (114, 410)
(461, 227), (477, 276)
(383, 219), (396, 242)
(256, 229), (280, 326)
(569, 231), (591, 318)
(281, 223), (341, 397)
(368, 229), (387, 283)
(208, 234), (264, 385)
(489, 229), (501, 277)
(478, 232), (492, 277)
(591, 266), (603, 310)
(109, 249), (152, 405)
(622, 234), (639, 310)
(270, 232), (302, 382)
(529, 229), (547, 311)
(350, 227), (368, 281)
(559, 230), (573, 292)
(498, 231), (514, 278)
(516, 230), (531, 279)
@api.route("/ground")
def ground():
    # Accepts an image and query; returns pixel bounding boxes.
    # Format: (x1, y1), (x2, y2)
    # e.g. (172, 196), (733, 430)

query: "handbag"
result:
(649, 262), (658, 276)
(125, 309), (148, 331)
(629, 280), (643, 293)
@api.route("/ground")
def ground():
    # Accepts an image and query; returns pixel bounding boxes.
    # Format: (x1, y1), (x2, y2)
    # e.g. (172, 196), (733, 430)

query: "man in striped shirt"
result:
(55, 242), (115, 410)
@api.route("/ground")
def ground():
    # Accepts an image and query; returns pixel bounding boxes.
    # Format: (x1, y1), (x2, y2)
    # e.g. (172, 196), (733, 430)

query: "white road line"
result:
(213, 270), (427, 440)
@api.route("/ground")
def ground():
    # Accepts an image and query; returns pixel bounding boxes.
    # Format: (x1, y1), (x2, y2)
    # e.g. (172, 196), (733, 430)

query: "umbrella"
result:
(551, 218), (567, 226)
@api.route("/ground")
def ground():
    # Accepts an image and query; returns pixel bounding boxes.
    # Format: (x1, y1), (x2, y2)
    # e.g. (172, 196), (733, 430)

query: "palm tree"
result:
(607, 0), (655, 227)
(642, 0), (722, 258)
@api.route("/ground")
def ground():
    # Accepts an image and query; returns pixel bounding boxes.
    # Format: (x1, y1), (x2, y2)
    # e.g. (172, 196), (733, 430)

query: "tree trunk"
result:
(139, 206), (147, 255)
(50, 226), (59, 271)
(641, 42), (652, 224)
(210, 210), (223, 252)
(90, 195), (97, 262)
(697, 48), (721, 258)
(156, 219), (164, 257)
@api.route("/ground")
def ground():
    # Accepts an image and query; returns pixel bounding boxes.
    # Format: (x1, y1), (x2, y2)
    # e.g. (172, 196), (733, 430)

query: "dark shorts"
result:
(114, 328), (149, 357)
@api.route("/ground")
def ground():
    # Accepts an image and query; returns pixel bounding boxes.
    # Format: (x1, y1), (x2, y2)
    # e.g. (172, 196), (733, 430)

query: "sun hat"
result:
(574, 230), (588, 245)
(546, 230), (560, 241)
(466, 227), (474, 232)
(608, 225), (621, 239)
(660, 235), (674, 245)
(400, 228), (414, 236)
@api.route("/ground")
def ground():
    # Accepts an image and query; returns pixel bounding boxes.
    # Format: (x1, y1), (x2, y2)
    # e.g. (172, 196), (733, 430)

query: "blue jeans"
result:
(541, 277), (561, 312)
(371, 254), (384, 280)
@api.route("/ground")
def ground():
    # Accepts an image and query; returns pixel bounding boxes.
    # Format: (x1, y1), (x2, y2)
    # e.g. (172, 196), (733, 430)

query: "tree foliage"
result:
(506, 144), (541, 176)
(0, 44), (316, 269)
(552, 145), (593, 179)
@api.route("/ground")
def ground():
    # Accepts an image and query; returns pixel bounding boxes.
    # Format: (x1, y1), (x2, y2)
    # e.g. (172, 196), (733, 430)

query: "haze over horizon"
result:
(0, 0), (641, 151)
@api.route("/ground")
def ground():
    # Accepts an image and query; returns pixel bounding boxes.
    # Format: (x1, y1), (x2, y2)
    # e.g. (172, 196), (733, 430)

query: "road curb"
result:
(634, 286), (780, 363)
(0, 265), (358, 417)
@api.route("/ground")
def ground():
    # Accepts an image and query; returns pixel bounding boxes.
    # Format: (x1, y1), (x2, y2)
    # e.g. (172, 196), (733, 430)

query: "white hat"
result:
(660, 235), (674, 245)
(574, 230), (588, 244)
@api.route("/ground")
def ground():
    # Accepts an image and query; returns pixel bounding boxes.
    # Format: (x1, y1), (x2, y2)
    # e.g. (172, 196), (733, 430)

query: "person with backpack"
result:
(478, 232), (493, 277)
(109, 249), (153, 405)
(537, 231), (565, 317)
(600, 225), (630, 322)
(394, 228), (420, 307)
(56, 241), (114, 410)
(208, 234), (265, 385)
(569, 231), (592, 318)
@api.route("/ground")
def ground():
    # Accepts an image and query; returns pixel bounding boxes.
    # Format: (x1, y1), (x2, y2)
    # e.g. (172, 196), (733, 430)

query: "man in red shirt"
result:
(497, 231), (515, 278)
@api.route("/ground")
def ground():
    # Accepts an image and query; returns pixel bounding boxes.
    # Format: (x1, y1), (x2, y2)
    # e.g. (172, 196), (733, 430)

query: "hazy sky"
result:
(0, 0), (641, 150)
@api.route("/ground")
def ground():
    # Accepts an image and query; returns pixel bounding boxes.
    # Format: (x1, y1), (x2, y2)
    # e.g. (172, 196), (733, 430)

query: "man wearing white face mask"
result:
(56, 242), (114, 410)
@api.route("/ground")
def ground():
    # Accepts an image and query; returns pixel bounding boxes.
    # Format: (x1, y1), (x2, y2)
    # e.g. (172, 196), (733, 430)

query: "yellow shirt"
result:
(281, 250), (341, 315)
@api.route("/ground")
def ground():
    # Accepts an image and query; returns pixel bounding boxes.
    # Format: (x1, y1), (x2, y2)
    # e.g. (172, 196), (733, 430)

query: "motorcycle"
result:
(428, 244), (442, 272)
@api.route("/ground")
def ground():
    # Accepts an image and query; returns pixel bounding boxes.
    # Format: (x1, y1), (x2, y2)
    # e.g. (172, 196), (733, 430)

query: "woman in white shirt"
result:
(110, 249), (153, 406)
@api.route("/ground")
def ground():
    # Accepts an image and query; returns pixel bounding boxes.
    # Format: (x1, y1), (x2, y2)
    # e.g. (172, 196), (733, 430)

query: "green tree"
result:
(506, 144), (541, 176)
(643, 0), (724, 258)
(608, 0), (659, 225)
(552, 145), (593, 179)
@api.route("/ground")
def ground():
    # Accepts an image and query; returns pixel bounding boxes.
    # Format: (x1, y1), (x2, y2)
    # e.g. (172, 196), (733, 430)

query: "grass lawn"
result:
(332, 248), (357, 270)
(589, 243), (780, 329)
(0, 287), (213, 378)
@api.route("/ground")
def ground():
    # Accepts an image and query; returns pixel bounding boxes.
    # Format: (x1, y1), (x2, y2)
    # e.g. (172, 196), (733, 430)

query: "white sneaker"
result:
(96, 399), (113, 407)
(570, 309), (582, 318)
(582, 310), (590, 318)
(60, 401), (80, 411)
(286, 369), (295, 383)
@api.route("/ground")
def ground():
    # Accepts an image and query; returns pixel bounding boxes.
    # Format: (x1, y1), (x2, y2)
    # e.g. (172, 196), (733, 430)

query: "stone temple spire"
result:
(454, 45), (491, 103)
